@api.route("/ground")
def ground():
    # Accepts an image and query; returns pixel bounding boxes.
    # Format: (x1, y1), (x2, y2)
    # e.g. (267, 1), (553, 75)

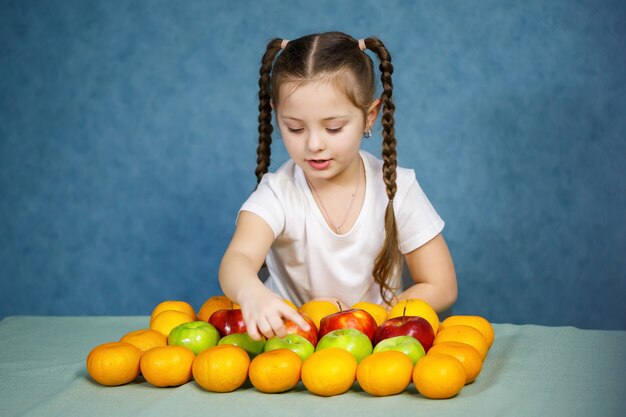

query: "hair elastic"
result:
(358, 38), (367, 51)
(281, 39), (289, 49)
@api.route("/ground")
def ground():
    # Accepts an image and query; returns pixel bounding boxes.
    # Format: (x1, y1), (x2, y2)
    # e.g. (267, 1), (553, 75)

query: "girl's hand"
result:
(238, 287), (311, 341)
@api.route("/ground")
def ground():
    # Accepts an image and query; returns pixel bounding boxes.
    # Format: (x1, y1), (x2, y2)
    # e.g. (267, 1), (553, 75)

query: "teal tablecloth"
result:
(0, 316), (624, 417)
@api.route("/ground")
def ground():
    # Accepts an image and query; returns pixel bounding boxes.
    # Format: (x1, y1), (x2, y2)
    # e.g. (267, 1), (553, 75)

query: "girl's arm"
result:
(218, 211), (310, 340)
(398, 234), (458, 312)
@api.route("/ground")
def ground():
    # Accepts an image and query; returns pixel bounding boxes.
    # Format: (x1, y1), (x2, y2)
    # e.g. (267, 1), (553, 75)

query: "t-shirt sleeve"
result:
(395, 170), (445, 254)
(239, 177), (286, 238)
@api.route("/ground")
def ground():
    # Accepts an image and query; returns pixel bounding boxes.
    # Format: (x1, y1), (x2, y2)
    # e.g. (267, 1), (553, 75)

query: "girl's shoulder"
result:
(257, 159), (303, 198)
(361, 151), (417, 187)
(261, 159), (298, 184)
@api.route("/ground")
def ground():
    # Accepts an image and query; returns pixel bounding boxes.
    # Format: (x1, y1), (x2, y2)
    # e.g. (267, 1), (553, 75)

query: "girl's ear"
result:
(366, 98), (382, 129)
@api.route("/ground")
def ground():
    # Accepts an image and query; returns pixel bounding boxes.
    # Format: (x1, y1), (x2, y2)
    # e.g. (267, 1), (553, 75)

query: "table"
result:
(0, 316), (624, 417)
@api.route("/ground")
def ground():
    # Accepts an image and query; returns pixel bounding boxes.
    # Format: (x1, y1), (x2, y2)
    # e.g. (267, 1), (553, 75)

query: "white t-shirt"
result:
(240, 151), (445, 306)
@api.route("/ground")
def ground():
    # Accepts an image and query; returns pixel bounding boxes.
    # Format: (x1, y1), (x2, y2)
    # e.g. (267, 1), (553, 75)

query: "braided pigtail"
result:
(255, 38), (284, 185)
(363, 38), (402, 305)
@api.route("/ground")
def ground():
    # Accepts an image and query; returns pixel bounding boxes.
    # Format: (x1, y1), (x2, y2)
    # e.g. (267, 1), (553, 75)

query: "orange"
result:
(433, 325), (489, 360)
(301, 348), (357, 396)
(283, 299), (298, 310)
(413, 353), (466, 399)
(119, 329), (167, 352)
(440, 315), (494, 348)
(351, 302), (388, 326)
(427, 342), (483, 384)
(197, 295), (240, 322)
(388, 299), (439, 334)
(86, 342), (142, 386)
(356, 351), (413, 396)
(248, 349), (302, 393)
(150, 300), (196, 322)
(150, 310), (194, 337)
(140, 345), (195, 387)
(192, 344), (250, 392)
(298, 300), (341, 330)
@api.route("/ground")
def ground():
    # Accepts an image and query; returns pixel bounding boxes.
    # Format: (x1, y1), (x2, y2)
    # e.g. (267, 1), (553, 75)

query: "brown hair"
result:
(255, 32), (401, 305)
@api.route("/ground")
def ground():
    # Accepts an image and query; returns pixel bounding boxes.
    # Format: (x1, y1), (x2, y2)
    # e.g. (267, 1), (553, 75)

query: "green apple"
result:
(168, 321), (220, 355)
(373, 335), (425, 365)
(264, 334), (315, 361)
(316, 328), (372, 363)
(218, 332), (266, 358)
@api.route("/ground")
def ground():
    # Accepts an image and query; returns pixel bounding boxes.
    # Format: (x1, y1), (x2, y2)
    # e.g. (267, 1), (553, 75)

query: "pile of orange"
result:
(149, 300), (196, 337)
(86, 298), (224, 388)
(86, 296), (495, 400)
(412, 314), (494, 398)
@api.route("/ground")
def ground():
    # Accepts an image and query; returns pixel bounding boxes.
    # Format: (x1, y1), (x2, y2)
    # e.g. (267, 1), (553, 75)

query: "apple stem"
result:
(403, 306), (407, 317)
(337, 300), (343, 313)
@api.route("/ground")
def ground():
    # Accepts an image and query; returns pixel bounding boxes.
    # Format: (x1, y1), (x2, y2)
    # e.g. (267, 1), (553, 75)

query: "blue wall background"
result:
(1, 0), (624, 329)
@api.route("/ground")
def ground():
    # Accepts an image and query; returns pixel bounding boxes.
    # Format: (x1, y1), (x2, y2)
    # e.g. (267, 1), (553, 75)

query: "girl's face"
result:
(275, 80), (379, 185)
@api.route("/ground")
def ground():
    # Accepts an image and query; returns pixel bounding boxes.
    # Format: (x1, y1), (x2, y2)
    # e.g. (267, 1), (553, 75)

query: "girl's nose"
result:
(306, 130), (326, 153)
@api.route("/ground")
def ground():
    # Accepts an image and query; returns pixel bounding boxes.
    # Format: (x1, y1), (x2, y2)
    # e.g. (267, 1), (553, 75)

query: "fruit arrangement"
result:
(86, 297), (494, 399)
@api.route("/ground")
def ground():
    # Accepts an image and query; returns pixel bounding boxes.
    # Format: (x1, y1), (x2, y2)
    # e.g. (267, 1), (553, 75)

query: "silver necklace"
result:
(306, 161), (363, 234)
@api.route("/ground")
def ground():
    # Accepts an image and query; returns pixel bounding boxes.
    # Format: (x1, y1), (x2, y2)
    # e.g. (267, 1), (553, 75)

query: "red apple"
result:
(208, 308), (246, 337)
(318, 307), (378, 343)
(374, 315), (435, 351)
(283, 314), (318, 346)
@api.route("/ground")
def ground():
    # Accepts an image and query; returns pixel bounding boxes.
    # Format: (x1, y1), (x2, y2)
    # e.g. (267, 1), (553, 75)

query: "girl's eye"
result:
(287, 127), (304, 133)
(326, 127), (343, 134)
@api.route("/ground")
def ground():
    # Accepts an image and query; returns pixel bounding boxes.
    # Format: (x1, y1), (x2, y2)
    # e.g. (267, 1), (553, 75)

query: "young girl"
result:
(219, 32), (457, 341)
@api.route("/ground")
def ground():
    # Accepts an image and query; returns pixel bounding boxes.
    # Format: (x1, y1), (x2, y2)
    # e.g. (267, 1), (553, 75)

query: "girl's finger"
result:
(245, 319), (263, 341)
(256, 318), (276, 340)
(267, 314), (287, 338)
(282, 308), (311, 332)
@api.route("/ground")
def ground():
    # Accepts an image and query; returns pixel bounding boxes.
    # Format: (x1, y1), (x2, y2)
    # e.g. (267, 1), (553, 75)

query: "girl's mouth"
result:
(307, 159), (331, 170)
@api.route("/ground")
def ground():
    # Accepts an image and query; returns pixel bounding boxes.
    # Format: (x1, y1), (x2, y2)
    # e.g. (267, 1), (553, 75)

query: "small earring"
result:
(363, 129), (372, 138)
